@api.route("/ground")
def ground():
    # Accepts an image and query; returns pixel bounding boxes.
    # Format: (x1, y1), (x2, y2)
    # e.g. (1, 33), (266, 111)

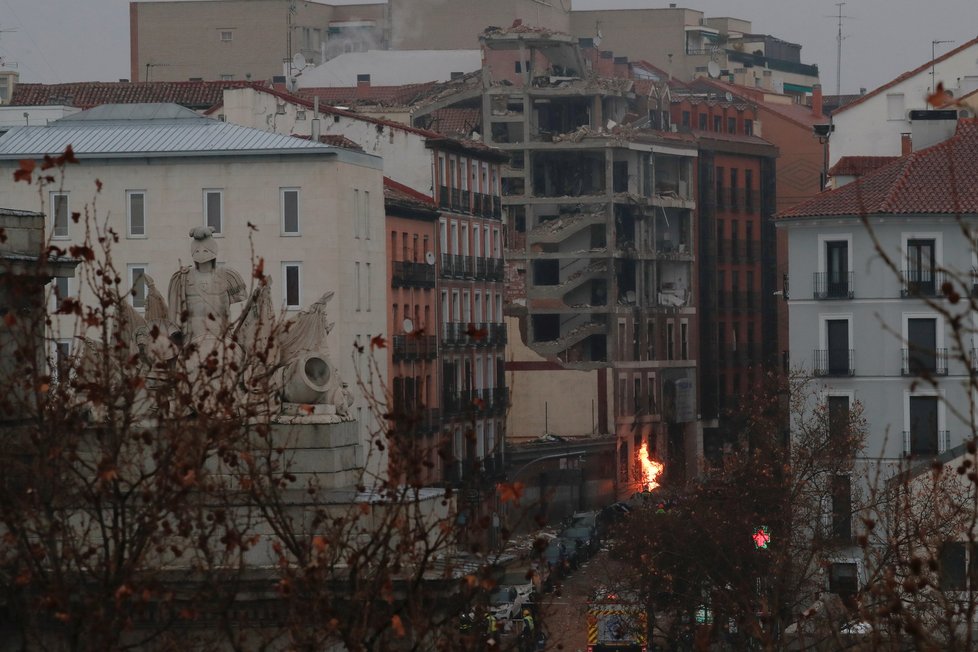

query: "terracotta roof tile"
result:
(9, 81), (262, 110)
(422, 108), (481, 138)
(779, 120), (978, 218)
(384, 177), (437, 212)
(297, 82), (438, 107)
(827, 156), (900, 178)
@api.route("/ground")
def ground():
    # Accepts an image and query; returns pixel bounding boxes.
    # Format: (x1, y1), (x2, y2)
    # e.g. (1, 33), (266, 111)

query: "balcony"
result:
(392, 335), (438, 362)
(901, 348), (948, 376)
(441, 253), (466, 278)
(460, 189), (471, 213)
(389, 403), (440, 435)
(813, 348), (854, 377)
(438, 186), (449, 209)
(392, 260), (436, 289)
(813, 272), (854, 300)
(488, 386), (509, 415)
(901, 269), (946, 298)
(902, 430), (951, 457)
(488, 322), (508, 346)
(442, 322), (464, 347)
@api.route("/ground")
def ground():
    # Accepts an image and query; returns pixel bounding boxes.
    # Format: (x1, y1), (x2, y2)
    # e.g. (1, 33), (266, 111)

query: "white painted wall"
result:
(1, 149), (388, 478)
(222, 87), (435, 195)
(830, 43), (978, 166)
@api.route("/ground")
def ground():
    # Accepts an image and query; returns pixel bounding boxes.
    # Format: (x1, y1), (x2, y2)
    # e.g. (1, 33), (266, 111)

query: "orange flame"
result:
(638, 442), (664, 491)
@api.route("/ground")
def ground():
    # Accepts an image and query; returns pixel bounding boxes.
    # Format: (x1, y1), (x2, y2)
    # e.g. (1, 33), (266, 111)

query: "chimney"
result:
(357, 73), (371, 88)
(811, 83), (823, 118)
(909, 109), (957, 150)
(598, 50), (614, 77)
(901, 132), (912, 155)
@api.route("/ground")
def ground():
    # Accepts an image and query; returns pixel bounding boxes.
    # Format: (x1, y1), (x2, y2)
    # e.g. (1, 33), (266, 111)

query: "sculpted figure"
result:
(167, 227), (247, 344)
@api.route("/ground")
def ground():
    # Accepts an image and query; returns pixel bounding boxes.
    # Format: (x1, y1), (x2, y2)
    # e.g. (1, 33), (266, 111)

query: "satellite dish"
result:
(425, 251), (436, 265)
(292, 52), (307, 71)
(725, 92), (733, 102)
(707, 61), (721, 79)
(402, 318), (414, 334)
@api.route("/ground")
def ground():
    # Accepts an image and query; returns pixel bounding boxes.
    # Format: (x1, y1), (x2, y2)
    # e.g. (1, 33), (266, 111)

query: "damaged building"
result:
(415, 26), (702, 493)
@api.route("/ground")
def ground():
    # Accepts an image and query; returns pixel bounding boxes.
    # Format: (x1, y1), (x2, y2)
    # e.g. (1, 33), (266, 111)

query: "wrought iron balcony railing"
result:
(813, 348), (854, 377)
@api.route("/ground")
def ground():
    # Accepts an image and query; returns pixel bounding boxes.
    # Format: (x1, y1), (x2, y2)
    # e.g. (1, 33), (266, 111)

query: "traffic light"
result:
(752, 525), (771, 549)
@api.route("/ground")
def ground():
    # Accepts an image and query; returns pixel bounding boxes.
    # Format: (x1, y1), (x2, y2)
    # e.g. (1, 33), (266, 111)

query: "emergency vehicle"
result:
(586, 589), (648, 652)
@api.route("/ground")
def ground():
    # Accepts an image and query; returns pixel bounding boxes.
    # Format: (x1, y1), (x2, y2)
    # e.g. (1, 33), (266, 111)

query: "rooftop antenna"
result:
(931, 39), (954, 94)
(830, 3), (850, 98)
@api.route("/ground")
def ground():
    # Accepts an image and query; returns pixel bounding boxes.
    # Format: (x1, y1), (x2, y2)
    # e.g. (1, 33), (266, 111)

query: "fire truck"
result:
(586, 589), (649, 652)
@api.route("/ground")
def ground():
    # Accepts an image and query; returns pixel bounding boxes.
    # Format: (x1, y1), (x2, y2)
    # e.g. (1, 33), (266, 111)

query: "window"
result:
(727, 116), (736, 133)
(744, 119), (753, 136)
(830, 475), (852, 541)
(203, 190), (223, 235)
(698, 113), (707, 130)
(817, 239), (851, 299)
(127, 190), (146, 237)
(940, 542), (968, 591)
(365, 262), (372, 311)
(713, 115), (722, 132)
(715, 167), (724, 209)
(353, 189), (361, 238)
(681, 111), (690, 127)
(50, 192), (69, 239)
(886, 93), (905, 121)
(52, 339), (72, 383)
(220, 30), (233, 42)
(220, 74), (233, 81)
(827, 318), (850, 375)
(281, 188), (300, 235)
(52, 276), (71, 309)
(680, 321), (688, 360)
(827, 395), (851, 446)
(128, 264), (148, 310)
(354, 262), (362, 311)
(905, 317), (941, 375)
(829, 562), (858, 603)
(283, 263), (301, 309)
(744, 169), (754, 211)
(905, 238), (936, 295)
(907, 394), (940, 455)
(666, 321), (675, 361)
(362, 190), (370, 239)
(730, 169), (739, 208)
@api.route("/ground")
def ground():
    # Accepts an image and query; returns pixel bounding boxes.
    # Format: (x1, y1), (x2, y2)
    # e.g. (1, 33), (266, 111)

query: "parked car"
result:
(488, 583), (533, 626)
(561, 525), (599, 559)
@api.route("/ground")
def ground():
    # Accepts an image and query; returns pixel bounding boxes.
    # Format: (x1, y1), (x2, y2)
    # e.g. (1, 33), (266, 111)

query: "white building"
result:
(829, 37), (978, 167)
(778, 119), (978, 600)
(0, 103), (387, 476)
(297, 50), (482, 88)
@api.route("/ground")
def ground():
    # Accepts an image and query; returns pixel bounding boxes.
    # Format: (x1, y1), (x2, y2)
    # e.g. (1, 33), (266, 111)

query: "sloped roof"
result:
(9, 81), (261, 111)
(834, 37), (978, 115)
(298, 82), (439, 107)
(827, 155), (900, 178)
(421, 108), (482, 138)
(779, 120), (978, 218)
(384, 177), (438, 213)
(0, 103), (336, 159)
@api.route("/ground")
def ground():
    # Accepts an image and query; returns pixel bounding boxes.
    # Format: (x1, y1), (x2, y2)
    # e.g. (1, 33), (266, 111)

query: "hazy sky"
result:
(1, 0), (976, 96)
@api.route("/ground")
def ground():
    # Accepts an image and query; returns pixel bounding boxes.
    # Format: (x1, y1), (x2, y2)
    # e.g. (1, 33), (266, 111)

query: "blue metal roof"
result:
(0, 103), (337, 160)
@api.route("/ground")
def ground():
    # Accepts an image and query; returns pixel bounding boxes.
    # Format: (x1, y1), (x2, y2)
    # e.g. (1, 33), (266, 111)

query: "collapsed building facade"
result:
(416, 27), (702, 492)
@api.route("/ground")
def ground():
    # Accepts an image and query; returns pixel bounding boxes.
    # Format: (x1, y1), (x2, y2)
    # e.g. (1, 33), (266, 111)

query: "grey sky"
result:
(1, 0), (976, 96)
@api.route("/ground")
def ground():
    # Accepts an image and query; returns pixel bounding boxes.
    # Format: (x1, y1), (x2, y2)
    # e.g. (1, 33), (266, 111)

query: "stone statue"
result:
(167, 227), (247, 344)
(77, 228), (354, 421)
